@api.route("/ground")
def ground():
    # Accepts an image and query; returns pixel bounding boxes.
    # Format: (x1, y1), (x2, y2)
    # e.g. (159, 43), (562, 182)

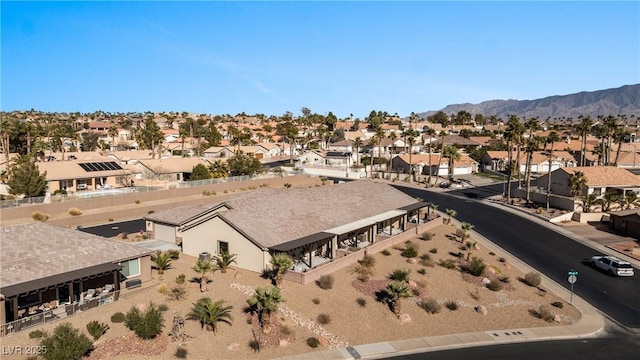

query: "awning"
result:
(398, 202), (431, 212)
(1, 262), (123, 298)
(270, 232), (335, 252)
(365, 209), (407, 223)
(325, 219), (377, 235)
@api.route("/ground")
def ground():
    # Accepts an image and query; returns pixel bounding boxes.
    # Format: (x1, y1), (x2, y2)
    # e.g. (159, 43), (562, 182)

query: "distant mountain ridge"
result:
(420, 84), (640, 120)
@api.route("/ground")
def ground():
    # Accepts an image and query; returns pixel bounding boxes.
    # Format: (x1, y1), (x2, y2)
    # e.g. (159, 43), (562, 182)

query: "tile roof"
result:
(36, 161), (132, 181)
(560, 166), (640, 187)
(137, 157), (210, 174)
(0, 223), (152, 290)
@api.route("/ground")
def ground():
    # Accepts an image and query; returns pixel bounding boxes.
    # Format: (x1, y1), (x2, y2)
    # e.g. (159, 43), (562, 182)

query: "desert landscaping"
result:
(4, 222), (581, 360)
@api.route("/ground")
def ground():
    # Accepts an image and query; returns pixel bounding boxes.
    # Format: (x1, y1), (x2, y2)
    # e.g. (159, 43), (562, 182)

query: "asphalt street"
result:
(78, 219), (145, 238)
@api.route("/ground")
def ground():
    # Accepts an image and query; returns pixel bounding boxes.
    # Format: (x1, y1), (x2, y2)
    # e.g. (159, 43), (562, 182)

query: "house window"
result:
(218, 241), (229, 254)
(120, 258), (140, 277)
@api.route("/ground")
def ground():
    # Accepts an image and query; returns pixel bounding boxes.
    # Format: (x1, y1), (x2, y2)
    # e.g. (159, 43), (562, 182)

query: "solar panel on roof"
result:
(79, 161), (125, 172)
(95, 163), (108, 171)
(87, 163), (100, 171)
(79, 163), (92, 172)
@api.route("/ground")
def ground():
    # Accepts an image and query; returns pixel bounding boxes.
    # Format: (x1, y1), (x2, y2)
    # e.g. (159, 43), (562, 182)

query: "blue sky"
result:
(2, 1), (639, 119)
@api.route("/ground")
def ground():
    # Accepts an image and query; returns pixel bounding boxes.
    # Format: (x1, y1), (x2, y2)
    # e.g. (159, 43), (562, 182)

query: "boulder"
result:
(279, 339), (290, 347)
(407, 258), (418, 264)
(482, 278), (491, 286)
(474, 305), (488, 315)
(408, 280), (418, 289)
(399, 313), (412, 324)
(554, 314), (562, 323)
(318, 336), (329, 347)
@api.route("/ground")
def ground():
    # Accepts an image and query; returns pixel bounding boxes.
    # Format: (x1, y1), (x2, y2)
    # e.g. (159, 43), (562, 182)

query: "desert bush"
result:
(421, 232), (435, 241)
(381, 249), (391, 256)
(417, 268), (427, 275)
(486, 279), (503, 291)
(68, 207), (82, 216)
(499, 275), (510, 283)
(306, 337), (320, 348)
(401, 247), (419, 258)
(551, 301), (564, 308)
(418, 298), (441, 314)
(111, 312), (125, 323)
(537, 305), (555, 322)
(134, 199), (141, 204)
(147, 210), (154, 214)
(175, 273), (186, 284)
(40, 322), (93, 360)
(388, 269), (411, 282)
(438, 259), (457, 270)
(31, 211), (49, 221)
(419, 254), (435, 267)
(122, 232), (128, 239)
(524, 272), (542, 287)
(29, 329), (46, 339)
(175, 347), (188, 359)
(108, 218), (114, 222)
(312, 298), (321, 305)
(358, 254), (376, 268)
(429, 248), (438, 254)
(86, 320), (109, 340)
(168, 250), (181, 260)
(157, 283), (169, 295)
(316, 274), (335, 290)
(445, 300), (459, 311)
(356, 298), (367, 307)
(353, 264), (374, 282)
(249, 340), (260, 352)
(158, 304), (169, 312)
(489, 251), (496, 256)
(466, 257), (486, 277)
(124, 303), (164, 339)
(316, 313), (331, 325)
(280, 325), (292, 335)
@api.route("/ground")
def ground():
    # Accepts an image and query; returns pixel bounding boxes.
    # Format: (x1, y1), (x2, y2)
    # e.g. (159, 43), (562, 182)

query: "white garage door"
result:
(154, 224), (176, 243)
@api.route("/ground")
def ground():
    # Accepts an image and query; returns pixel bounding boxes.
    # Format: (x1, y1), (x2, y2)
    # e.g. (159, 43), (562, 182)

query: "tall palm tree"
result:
(247, 286), (283, 334)
(576, 115), (593, 166)
(269, 253), (293, 288)
(612, 127), (630, 167)
(445, 208), (457, 225)
(404, 129), (419, 182)
(385, 281), (412, 316)
(209, 160), (229, 178)
(568, 171), (587, 198)
(151, 250), (173, 275)
(545, 131), (561, 211)
(374, 126), (385, 178)
(524, 136), (542, 204)
(353, 137), (363, 168)
(425, 127), (437, 185)
(192, 259), (218, 292)
(213, 252), (237, 273)
(186, 297), (234, 334)
(442, 145), (461, 181)
(506, 115), (525, 189)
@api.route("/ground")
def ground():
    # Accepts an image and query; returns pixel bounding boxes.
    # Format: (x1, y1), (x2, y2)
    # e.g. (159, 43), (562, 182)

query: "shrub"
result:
(404, 240), (417, 249)
(419, 254), (435, 267)
(466, 257), (486, 277)
(445, 300), (458, 311)
(121, 232), (128, 240)
(401, 247), (419, 258)
(429, 248), (438, 254)
(31, 211), (49, 221)
(498, 257), (507, 263)
(353, 264), (373, 282)
(175, 347), (188, 359)
(157, 283), (168, 295)
(158, 304), (169, 312)
(53, 189), (67, 195)
(489, 251), (496, 256)
(551, 301), (564, 308)
(486, 279), (503, 291)
(421, 232), (434, 241)
(438, 259), (457, 270)
(29, 329), (46, 339)
(524, 272), (542, 287)
(316, 274), (335, 290)
(418, 298), (441, 314)
(175, 273), (186, 284)
(108, 218), (114, 222)
(68, 207), (82, 216)
(280, 325), (292, 335)
(306, 337), (321, 348)
(358, 254), (376, 268)
(86, 320), (109, 340)
(381, 249), (391, 256)
(111, 312), (125, 323)
(312, 298), (321, 305)
(135, 199), (141, 204)
(124, 302), (164, 339)
(40, 322), (93, 360)
(167, 284), (187, 301)
(168, 250), (181, 260)
(417, 268), (427, 275)
(537, 305), (555, 322)
(388, 269), (411, 282)
(147, 210), (154, 214)
(499, 275), (510, 283)
(316, 313), (331, 325)
(249, 340), (260, 352)
(356, 298), (367, 307)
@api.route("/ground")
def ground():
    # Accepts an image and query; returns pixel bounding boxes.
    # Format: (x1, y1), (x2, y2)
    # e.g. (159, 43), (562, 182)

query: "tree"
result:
(524, 136), (542, 203)
(612, 126), (630, 167)
(623, 192), (639, 210)
(582, 193), (599, 213)
(137, 118), (164, 158)
(269, 253), (293, 288)
(186, 297), (234, 334)
(461, 222), (474, 242)
(545, 131), (561, 210)
(213, 252), (237, 273)
(190, 163), (211, 180)
(7, 154), (47, 197)
(445, 208), (457, 225)
(208, 160), (229, 178)
(276, 120), (299, 164)
(568, 171), (587, 198)
(576, 115), (593, 166)
(80, 132), (100, 151)
(247, 286), (283, 334)
(227, 151), (263, 177)
(372, 126), (385, 178)
(403, 128), (420, 182)
(385, 281), (412, 316)
(40, 322), (93, 360)
(442, 145), (461, 181)
(192, 259), (218, 292)
(425, 127), (437, 185)
(151, 250), (173, 275)
(599, 191), (621, 212)
(353, 137), (363, 168)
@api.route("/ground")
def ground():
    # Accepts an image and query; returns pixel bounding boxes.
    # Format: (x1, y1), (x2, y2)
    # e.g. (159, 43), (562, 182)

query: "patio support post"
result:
(331, 236), (338, 259)
(11, 297), (18, 323)
(68, 283), (74, 304)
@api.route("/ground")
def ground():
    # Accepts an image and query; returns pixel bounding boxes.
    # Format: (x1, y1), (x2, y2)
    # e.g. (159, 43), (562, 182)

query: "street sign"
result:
(568, 270), (579, 276)
(568, 271), (578, 304)
(568, 275), (577, 284)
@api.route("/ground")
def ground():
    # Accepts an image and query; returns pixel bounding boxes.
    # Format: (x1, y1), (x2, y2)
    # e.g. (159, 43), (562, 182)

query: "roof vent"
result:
(8, 266), (18, 271)
(42, 259), (53, 263)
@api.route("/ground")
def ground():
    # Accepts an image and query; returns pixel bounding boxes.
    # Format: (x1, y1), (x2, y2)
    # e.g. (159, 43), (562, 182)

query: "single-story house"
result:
(481, 151), (576, 174)
(143, 180), (430, 274)
(533, 166), (640, 198)
(392, 153), (478, 177)
(0, 223), (152, 328)
(36, 160), (133, 192)
(135, 157), (211, 181)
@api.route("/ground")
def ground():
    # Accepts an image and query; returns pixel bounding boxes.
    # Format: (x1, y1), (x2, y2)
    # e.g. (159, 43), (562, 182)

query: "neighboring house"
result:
(392, 154), (478, 177)
(327, 139), (353, 153)
(297, 150), (326, 166)
(481, 151), (576, 174)
(0, 223), (152, 327)
(107, 150), (156, 164)
(434, 135), (482, 149)
(203, 146), (235, 159)
(36, 160), (133, 192)
(533, 166), (640, 198)
(256, 143), (281, 158)
(144, 180), (429, 274)
(135, 157), (211, 181)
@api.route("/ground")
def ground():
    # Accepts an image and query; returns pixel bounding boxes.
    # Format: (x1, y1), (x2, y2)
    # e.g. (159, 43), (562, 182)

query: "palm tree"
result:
(353, 137), (363, 168)
(576, 115), (593, 166)
(405, 129), (419, 182)
(151, 250), (173, 275)
(582, 193), (599, 213)
(374, 126), (385, 178)
(545, 131), (561, 211)
(461, 222), (474, 242)
(506, 115), (525, 190)
(213, 252), (237, 273)
(442, 145), (461, 181)
(319, 176), (328, 185)
(269, 253), (293, 288)
(445, 208), (457, 225)
(524, 136), (542, 203)
(425, 127), (437, 185)
(108, 126), (119, 150)
(209, 160), (229, 178)
(464, 239), (477, 261)
(186, 297), (233, 334)
(247, 286), (283, 334)
(623, 192), (639, 210)
(568, 171), (587, 198)
(599, 191), (621, 212)
(385, 281), (412, 316)
(192, 259), (218, 292)
(612, 127), (630, 167)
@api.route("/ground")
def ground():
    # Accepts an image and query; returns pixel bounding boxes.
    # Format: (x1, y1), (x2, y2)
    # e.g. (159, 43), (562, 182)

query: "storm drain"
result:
(489, 330), (525, 338)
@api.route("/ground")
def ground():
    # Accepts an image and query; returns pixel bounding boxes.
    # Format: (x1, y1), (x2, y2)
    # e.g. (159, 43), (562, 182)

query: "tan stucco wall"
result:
(180, 217), (267, 273)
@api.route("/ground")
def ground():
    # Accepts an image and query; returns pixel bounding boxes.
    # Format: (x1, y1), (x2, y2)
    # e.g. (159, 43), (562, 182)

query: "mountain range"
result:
(419, 84), (640, 120)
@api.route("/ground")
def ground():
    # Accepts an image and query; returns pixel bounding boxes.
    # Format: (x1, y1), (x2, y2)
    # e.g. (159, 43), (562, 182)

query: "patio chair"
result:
(101, 284), (114, 293)
(84, 289), (96, 301)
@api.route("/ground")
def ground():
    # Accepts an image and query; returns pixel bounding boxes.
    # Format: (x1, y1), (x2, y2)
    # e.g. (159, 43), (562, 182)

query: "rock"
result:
(227, 343), (240, 351)
(407, 258), (418, 264)
(475, 306), (488, 315)
(482, 278), (491, 286)
(554, 314), (562, 323)
(136, 303), (147, 312)
(487, 267), (496, 274)
(234, 272), (242, 279)
(399, 313), (412, 324)
(279, 339), (289, 347)
(318, 336), (329, 347)
(408, 280), (418, 289)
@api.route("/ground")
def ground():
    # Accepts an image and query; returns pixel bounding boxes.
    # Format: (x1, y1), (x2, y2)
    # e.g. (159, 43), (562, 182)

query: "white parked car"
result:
(590, 255), (635, 277)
